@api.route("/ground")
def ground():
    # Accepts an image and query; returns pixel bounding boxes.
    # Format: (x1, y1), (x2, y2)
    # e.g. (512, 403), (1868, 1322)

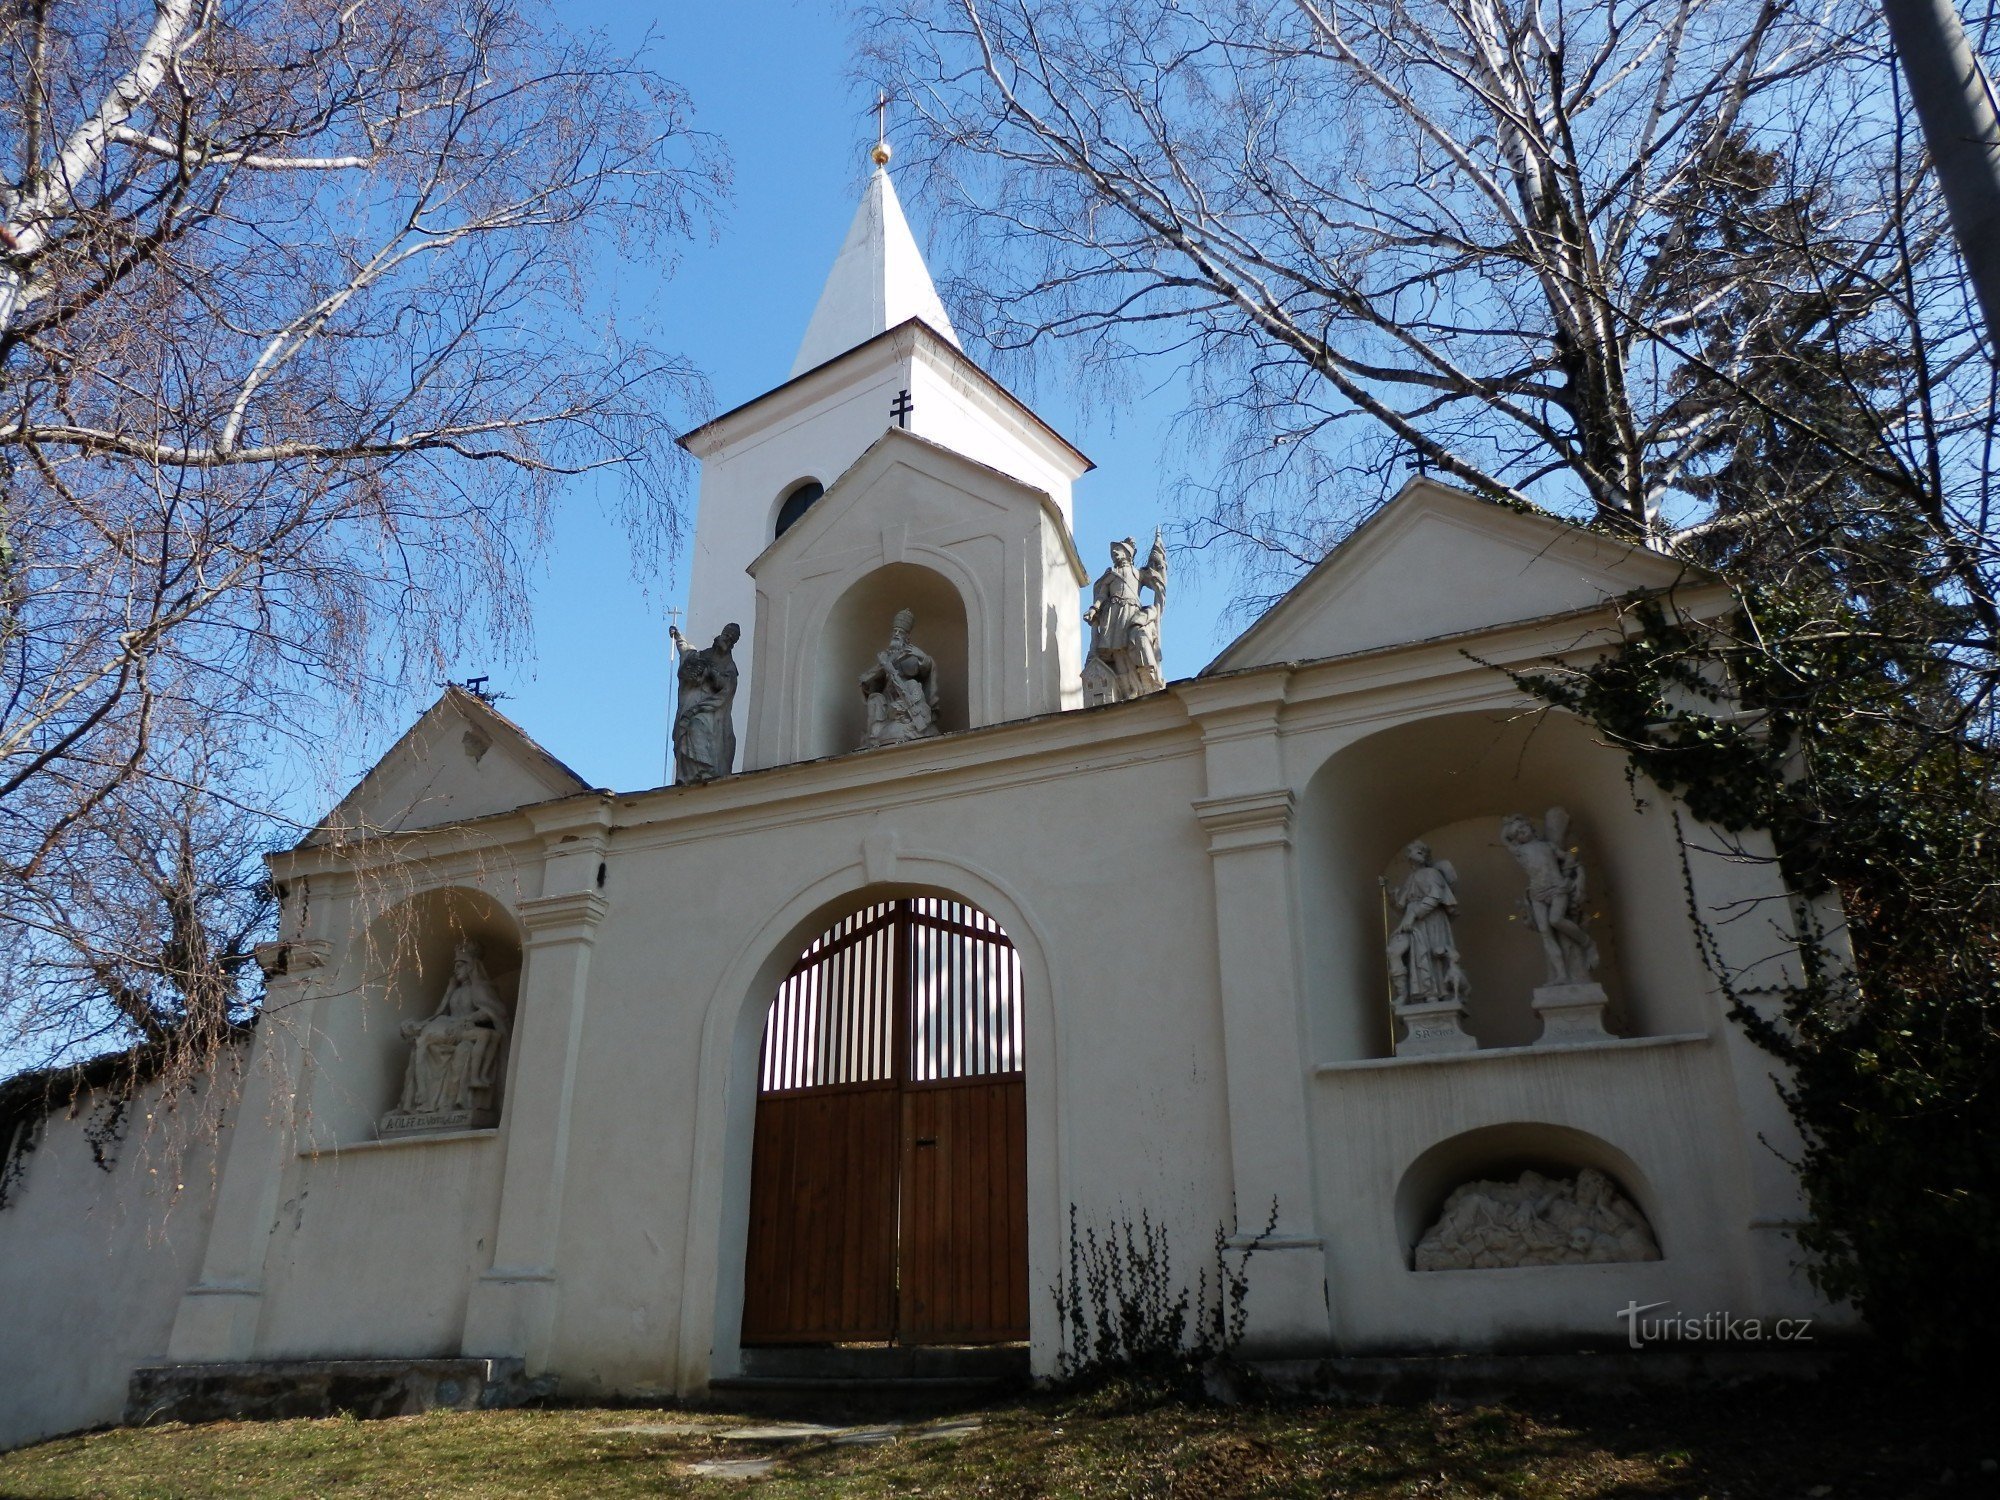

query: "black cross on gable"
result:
(890, 389), (914, 428)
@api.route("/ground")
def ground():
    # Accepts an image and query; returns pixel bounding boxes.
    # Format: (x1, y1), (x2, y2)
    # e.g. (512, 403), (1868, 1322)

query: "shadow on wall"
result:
(816, 563), (970, 757)
(306, 887), (523, 1147)
(1298, 708), (1711, 1061)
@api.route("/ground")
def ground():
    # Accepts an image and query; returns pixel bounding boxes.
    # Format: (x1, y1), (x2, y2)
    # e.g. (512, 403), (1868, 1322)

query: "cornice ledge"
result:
(268, 808), (544, 878)
(523, 796), (615, 843)
(254, 938), (331, 979)
(1192, 788), (1296, 852)
(516, 889), (609, 941)
(1176, 670), (1292, 732)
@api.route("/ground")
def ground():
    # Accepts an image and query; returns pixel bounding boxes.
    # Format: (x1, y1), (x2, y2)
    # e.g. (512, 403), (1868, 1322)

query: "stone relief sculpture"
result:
(1500, 808), (1600, 985)
(1413, 1167), (1662, 1270)
(1501, 808), (1615, 1044)
(1082, 531), (1168, 706)
(380, 940), (511, 1137)
(859, 608), (942, 748)
(669, 622), (741, 785)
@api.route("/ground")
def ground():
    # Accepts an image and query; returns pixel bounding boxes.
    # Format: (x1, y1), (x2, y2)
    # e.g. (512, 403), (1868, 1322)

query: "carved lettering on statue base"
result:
(1532, 982), (1616, 1046)
(378, 1107), (498, 1139)
(1396, 997), (1478, 1056)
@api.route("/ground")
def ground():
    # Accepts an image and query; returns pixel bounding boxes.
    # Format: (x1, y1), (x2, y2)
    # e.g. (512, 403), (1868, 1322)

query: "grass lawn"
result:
(0, 1377), (1990, 1498)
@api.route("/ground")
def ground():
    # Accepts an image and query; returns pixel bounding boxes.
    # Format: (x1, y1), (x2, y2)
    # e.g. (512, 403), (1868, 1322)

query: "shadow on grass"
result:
(0, 1371), (1990, 1499)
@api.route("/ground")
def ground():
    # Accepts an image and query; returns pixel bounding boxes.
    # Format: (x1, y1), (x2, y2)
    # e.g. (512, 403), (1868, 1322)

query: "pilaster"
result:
(460, 834), (609, 1372)
(1676, 814), (1828, 1316)
(165, 939), (329, 1361)
(1186, 672), (1332, 1355)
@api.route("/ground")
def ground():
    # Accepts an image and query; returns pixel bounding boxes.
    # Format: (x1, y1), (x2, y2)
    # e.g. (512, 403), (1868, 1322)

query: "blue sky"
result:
(366, 1), (1242, 799)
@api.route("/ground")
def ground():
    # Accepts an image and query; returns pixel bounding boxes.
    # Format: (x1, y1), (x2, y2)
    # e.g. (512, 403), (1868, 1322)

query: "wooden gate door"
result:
(741, 898), (1027, 1346)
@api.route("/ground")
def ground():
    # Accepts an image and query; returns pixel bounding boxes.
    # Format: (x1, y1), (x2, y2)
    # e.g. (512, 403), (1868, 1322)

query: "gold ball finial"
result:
(871, 140), (892, 166)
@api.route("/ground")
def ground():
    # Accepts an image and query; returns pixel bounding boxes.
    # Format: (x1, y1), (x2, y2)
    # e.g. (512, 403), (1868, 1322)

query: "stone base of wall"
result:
(1236, 1348), (1838, 1404)
(125, 1357), (546, 1427)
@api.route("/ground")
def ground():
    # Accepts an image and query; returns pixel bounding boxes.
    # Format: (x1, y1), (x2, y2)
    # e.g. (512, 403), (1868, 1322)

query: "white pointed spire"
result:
(790, 161), (962, 378)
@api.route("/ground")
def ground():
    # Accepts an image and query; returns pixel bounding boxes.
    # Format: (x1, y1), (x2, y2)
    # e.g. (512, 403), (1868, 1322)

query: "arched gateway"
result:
(741, 896), (1029, 1346)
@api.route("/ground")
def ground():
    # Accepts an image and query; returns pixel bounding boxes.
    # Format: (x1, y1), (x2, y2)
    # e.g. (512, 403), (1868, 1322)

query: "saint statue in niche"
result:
(669, 622), (740, 785)
(1385, 840), (1469, 1006)
(1501, 808), (1600, 985)
(384, 939), (510, 1134)
(1081, 531), (1168, 705)
(859, 608), (942, 748)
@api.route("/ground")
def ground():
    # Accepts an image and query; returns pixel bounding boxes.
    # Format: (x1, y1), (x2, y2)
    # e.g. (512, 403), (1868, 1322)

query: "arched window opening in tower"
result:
(775, 480), (825, 538)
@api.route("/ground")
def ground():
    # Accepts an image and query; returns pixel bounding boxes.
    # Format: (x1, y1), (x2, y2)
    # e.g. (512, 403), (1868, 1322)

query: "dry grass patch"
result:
(0, 1377), (1983, 1499)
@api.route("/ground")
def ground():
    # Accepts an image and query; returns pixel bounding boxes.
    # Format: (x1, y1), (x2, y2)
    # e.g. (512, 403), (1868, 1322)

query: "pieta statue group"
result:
(1385, 807), (1600, 1012)
(380, 939), (511, 1136)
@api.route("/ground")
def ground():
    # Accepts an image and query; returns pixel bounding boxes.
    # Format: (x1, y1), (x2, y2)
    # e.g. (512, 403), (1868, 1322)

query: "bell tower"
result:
(677, 142), (1092, 772)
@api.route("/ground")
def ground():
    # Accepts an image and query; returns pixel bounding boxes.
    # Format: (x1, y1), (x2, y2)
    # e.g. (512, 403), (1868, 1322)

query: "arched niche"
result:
(1370, 814), (1629, 1049)
(311, 886), (524, 1145)
(1297, 707), (1707, 1061)
(815, 563), (970, 759)
(1394, 1122), (1663, 1265)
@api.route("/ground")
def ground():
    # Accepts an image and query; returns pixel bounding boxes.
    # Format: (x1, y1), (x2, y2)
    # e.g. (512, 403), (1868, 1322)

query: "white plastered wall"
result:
(3, 613), (1846, 1441)
(250, 885), (523, 1358)
(161, 863), (537, 1371)
(0, 1075), (222, 1450)
(1271, 654), (1838, 1349)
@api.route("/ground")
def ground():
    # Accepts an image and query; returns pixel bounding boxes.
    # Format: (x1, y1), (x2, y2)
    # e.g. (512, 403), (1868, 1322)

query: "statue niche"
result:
(859, 608), (943, 748)
(379, 939), (511, 1138)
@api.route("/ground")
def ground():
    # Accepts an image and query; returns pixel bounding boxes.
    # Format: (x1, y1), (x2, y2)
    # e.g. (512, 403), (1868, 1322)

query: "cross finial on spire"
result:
(871, 89), (892, 167)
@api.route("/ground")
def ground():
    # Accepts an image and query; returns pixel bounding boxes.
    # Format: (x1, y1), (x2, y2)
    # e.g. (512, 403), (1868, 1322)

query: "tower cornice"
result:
(675, 318), (1092, 478)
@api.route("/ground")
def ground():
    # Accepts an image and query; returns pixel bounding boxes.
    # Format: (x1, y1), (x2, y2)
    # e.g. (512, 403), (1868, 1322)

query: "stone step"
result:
(711, 1348), (1029, 1420)
(126, 1357), (545, 1427)
(705, 1375), (1021, 1421)
(738, 1343), (1029, 1382)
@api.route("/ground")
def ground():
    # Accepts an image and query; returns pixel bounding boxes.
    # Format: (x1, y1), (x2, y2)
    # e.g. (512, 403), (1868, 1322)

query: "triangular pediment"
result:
(308, 689), (591, 843)
(1206, 480), (1702, 674)
(748, 427), (1085, 584)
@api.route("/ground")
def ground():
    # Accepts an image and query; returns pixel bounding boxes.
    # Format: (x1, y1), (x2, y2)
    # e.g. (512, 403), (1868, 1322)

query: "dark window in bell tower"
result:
(775, 480), (825, 538)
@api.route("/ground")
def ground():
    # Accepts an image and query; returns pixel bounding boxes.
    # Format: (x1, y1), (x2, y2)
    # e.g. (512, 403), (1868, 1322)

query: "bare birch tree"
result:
(871, 0), (2000, 1365)
(0, 0), (723, 1077)
(868, 0), (1993, 623)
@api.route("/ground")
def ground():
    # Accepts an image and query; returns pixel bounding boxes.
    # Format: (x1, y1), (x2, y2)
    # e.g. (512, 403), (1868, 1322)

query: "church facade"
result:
(0, 159), (1842, 1448)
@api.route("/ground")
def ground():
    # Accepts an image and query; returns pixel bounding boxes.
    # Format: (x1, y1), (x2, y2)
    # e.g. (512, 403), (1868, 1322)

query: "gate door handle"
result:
(915, 1136), (939, 1147)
